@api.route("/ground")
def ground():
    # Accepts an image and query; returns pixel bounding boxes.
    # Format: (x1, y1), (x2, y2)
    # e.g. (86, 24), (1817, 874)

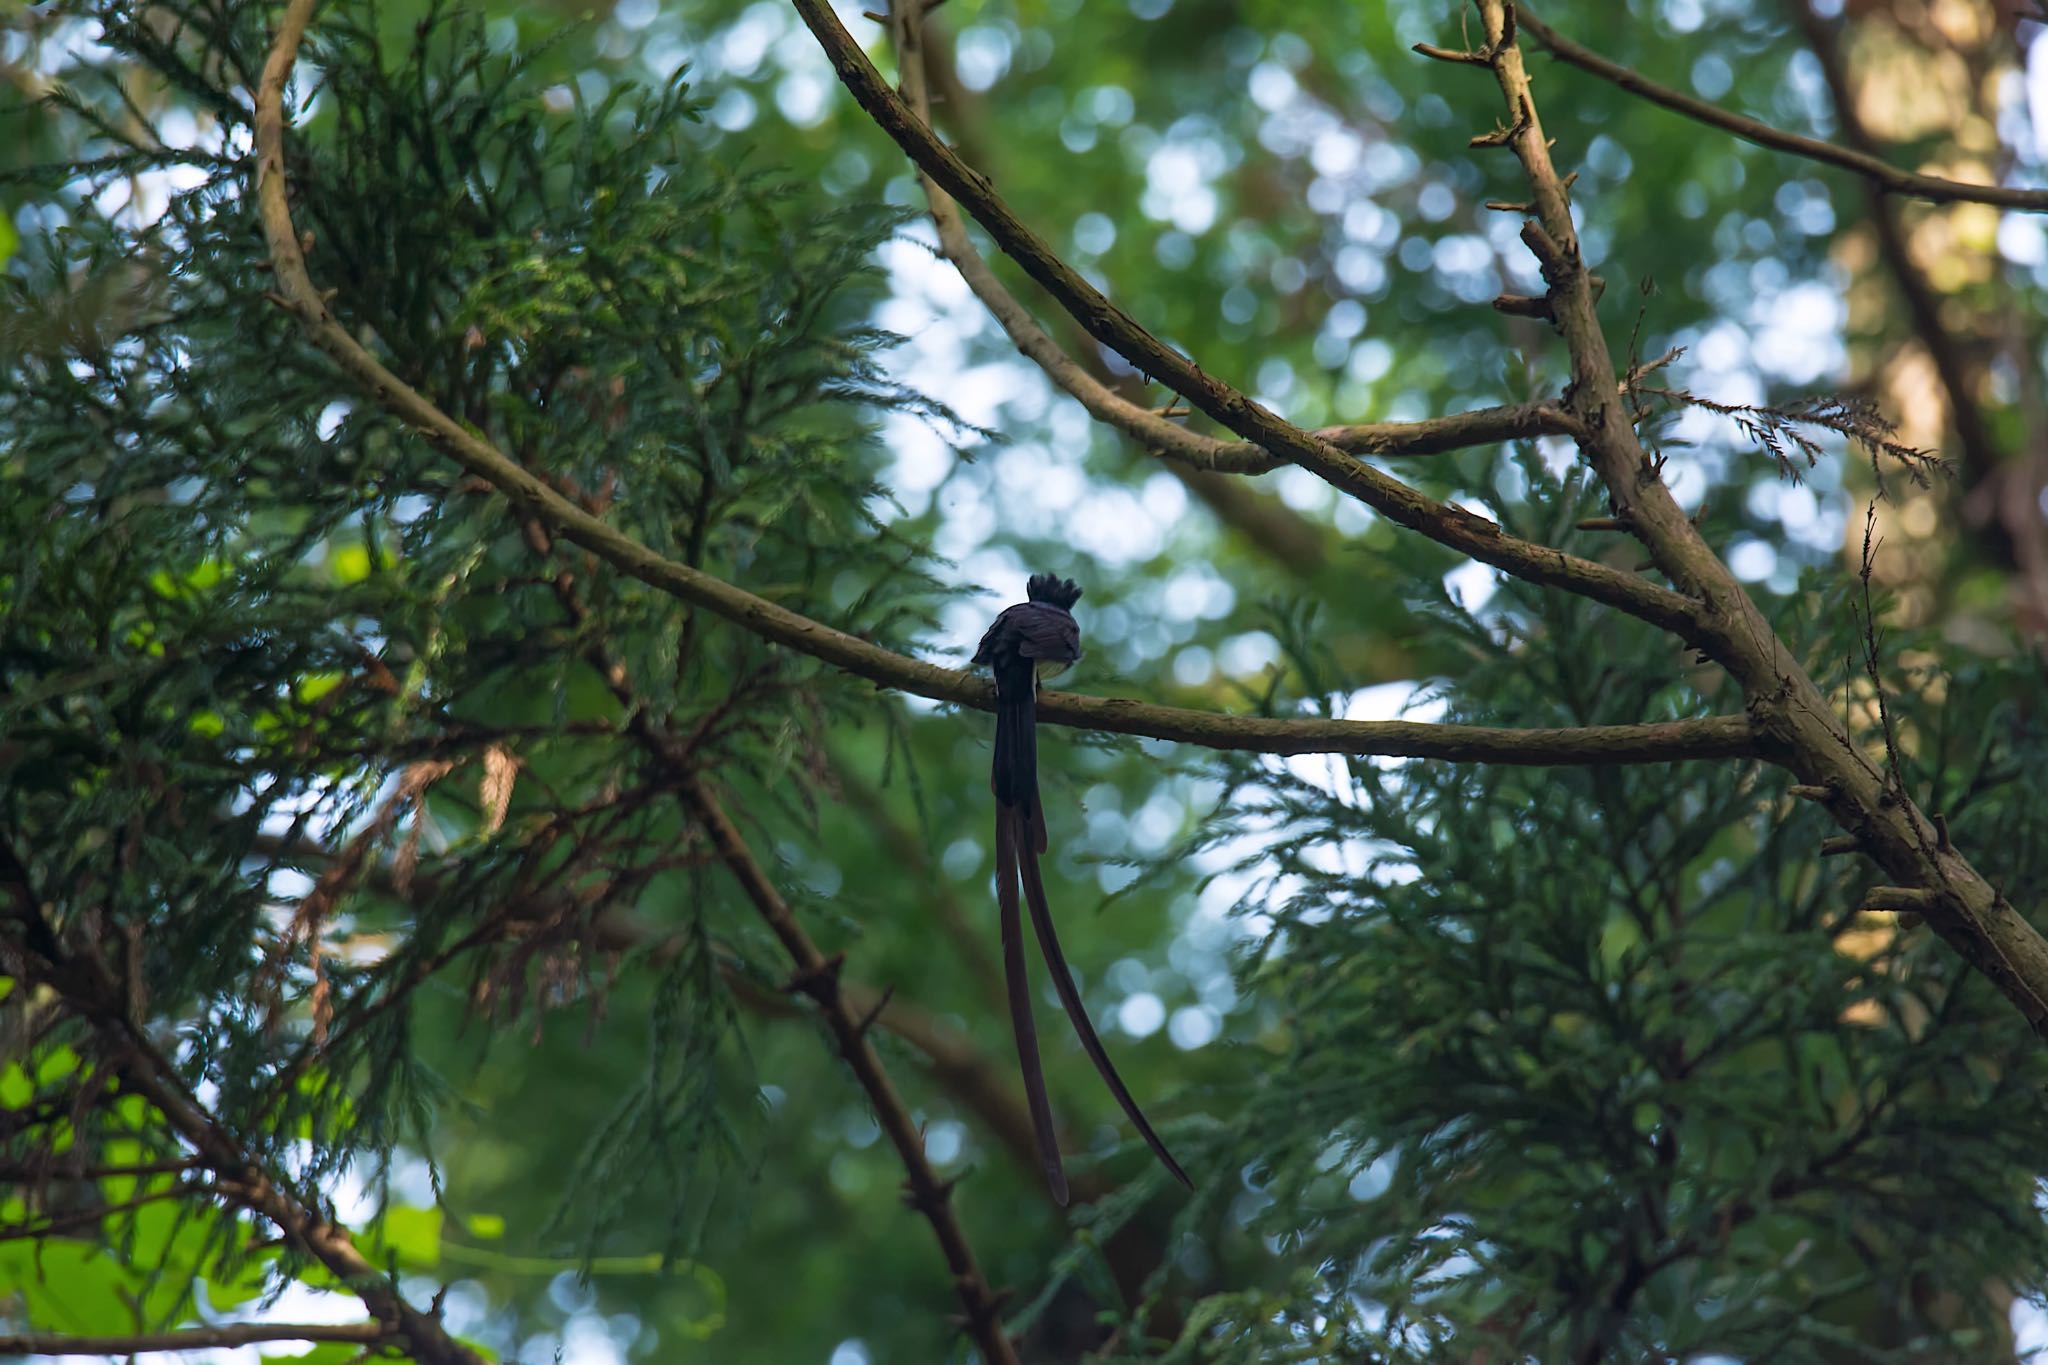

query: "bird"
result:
(973, 572), (1193, 1205)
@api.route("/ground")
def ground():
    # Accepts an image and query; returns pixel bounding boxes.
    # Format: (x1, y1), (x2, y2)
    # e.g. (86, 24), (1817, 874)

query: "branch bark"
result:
(1515, 7), (2048, 212)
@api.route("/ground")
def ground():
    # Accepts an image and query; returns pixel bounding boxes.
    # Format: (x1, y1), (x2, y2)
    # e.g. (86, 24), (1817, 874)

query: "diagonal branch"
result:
(1514, 7), (2048, 212)
(678, 776), (1021, 1365)
(790, 0), (1705, 642)
(883, 0), (1577, 480)
(246, 0), (1749, 770)
(1461, 0), (2048, 1038)
(0, 831), (487, 1365)
(889, 6), (1334, 576)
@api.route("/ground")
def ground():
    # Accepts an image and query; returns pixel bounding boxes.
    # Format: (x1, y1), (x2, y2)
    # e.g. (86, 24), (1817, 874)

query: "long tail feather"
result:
(991, 662), (1047, 854)
(998, 805), (1068, 1205)
(1018, 843), (1195, 1191)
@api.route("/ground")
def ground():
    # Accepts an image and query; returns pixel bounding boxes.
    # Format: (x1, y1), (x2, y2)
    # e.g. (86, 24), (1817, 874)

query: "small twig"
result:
(1493, 293), (1555, 320)
(1863, 887), (1935, 914)
(853, 984), (898, 1039)
(1471, 111), (1529, 148)
(1413, 41), (1493, 66)
(1634, 387), (1943, 485)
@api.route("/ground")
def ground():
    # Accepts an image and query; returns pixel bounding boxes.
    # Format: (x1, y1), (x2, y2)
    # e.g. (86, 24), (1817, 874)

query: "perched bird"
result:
(973, 572), (1193, 1205)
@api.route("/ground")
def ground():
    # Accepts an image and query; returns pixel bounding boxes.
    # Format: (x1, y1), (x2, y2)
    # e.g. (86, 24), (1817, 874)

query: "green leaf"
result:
(369, 1204), (444, 1271)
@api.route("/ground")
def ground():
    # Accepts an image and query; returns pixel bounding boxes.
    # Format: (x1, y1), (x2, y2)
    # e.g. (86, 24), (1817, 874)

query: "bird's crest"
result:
(1025, 573), (1083, 610)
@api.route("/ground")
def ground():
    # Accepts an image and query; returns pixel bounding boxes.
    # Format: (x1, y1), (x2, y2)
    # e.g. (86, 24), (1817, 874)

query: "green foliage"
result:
(4, 0), (2045, 1362)
(1182, 522), (2048, 1361)
(2, 0), (950, 1351)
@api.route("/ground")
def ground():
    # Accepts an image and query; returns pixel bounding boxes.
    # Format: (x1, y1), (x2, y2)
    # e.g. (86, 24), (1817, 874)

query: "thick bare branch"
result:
(1464, 0), (2048, 1035)
(1215, 402), (1586, 473)
(1516, 7), (2048, 212)
(791, 0), (1706, 642)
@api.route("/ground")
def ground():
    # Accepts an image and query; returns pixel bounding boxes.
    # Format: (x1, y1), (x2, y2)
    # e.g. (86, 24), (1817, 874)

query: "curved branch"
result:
(791, 0), (1706, 642)
(246, 0), (1746, 770)
(1514, 7), (2048, 212)
(679, 777), (1021, 1365)
(1319, 403), (1583, 455)
(883, 0), (1225, 473)
(1233, 402), (1586, 472)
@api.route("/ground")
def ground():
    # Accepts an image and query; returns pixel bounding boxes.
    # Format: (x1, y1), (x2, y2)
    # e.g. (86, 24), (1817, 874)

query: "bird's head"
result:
(1025, 573), (1083, 610)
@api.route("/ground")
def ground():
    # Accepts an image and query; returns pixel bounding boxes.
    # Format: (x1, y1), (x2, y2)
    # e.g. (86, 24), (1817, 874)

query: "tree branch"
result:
(1314, 402), (1585, 461)
(245, 0), (1747, 770)
(883, 0), (1574, 483)
(790, 0), (1707, 642)
(901, 12), (1333, 575)
(721, 962), (1070, 1199)
(678, 776), (1021, 1365)
(0, 1323), (391, 1356)
(881, 0), (1230, 477)
(1515, 7), (2048, 212)
(0, 831), (486, 1365)
(1462, 0), (2048, 1037)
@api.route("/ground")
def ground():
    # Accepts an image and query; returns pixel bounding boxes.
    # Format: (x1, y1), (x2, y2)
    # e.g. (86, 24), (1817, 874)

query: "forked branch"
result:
(883, 0), (1582, 476)
(791, 0), (1708, 642)
(1462, 0), (2048, 1034)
